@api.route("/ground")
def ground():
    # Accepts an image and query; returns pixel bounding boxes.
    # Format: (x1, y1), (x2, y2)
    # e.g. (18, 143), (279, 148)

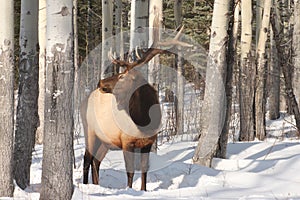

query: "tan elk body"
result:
(80, 21), (192, 190)
(81, 69), (161, 191)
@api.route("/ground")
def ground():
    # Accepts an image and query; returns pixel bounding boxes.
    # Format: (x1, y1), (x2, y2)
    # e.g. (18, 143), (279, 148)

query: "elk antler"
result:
(157, 25), (193, 48)
(111, 15), (192, 71)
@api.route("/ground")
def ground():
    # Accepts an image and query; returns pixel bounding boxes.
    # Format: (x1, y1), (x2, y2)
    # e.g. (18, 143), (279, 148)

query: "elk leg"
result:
(83, 139), (103, 184)
(94, 143), (109, 162)
(81, 98), (91, 184)
(91, 157), (100, 184)
(92, 143), (109, 185)
(123, 146), (135, 188)
(127, 172), (134, 189)
(90, 137), (102, 185)
(83, 150), (92, 184)
(84, 131), (101, 184)
(140, 145), (151, 191)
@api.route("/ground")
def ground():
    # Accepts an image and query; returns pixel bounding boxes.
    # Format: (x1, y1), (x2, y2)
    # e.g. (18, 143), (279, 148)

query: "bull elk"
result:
(80, 22), (192, 191)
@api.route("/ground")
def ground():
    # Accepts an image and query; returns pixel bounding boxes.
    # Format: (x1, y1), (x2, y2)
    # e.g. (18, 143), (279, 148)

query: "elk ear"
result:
(97, 80), (101, 88)
(118, 69), (129, 80)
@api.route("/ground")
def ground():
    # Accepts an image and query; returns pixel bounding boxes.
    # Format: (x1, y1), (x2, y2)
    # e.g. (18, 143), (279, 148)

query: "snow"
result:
(9, 114), (300, 199)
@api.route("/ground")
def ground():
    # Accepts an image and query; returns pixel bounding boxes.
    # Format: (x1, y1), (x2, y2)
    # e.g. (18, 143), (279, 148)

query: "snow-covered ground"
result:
(12, 113), (300, 200)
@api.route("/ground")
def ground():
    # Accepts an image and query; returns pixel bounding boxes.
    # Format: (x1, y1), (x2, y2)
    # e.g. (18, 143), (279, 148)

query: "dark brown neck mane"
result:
(129, 84), (160, 131)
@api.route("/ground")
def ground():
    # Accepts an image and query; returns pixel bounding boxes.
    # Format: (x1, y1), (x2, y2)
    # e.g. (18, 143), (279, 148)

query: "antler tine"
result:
(109, 50), (132, 72)
(111, 58), (131, 69)
(135, 46), (142, 60)
(157, 24), (193, 48)
(174, 25), (185, 40)
(108, 49), (116, 60)
(110, 51), (131, 71)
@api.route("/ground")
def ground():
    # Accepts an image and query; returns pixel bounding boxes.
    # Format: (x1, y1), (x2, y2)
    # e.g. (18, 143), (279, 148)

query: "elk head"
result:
(98, 23), (192, 95)
(98, 68), (149, 110)
(97, 71), (127, 94)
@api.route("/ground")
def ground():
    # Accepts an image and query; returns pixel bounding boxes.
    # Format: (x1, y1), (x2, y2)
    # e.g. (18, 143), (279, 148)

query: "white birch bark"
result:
(40, 0), (74, 199)
(174, 0), (185, 136)
(193, 0), (230, 167)
(130, 0), (149, 53)
(14, 0), (39, 189)
(36, 0), (47, 144)
(232, 0), (240, 49)
(255, 0), (271, 140)
(239, 0), (255, 141)
(293, 0), (300, 104)
(102, 0), (113, 78)
(241, 0), (253, 60)
(217, 0), (238, 158)
(148, 0), (162, 152)
(115, 0), (124, 64)
(256, 0), (263, 47)
(0, 0), (14, 196)
(73, 0), (81, 141)
(148, 0), (162, 85)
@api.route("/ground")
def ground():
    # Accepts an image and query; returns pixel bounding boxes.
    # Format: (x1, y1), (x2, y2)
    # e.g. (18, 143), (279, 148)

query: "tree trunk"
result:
(174, 0), (185, 136)
(149, 0), (162, 152)
(216, 0), (238, 158)
(115, 0), (122, 41)
(271, 8), (300, 135)
(275, 0), (287, 113)
(36, 0), (46, 145)
(37, 0), (47, 144)
(293, 0), (300, 105)
(269, 26), (280, 120)
(255, 0), (271, 140)
(281, 0), (294, 114)
(73, 0), (81, 153)
(14, 0), (39, 189)
(114, 0), (124, 71)
(193, 0), (230, 167)
(40, 1), (74, 199)
(256, 0), (263, 48)
(148, 0), (162, 86)
(102, 0), (113, 77)
(0, 0), (14, 196)
(239, 0), (255, 141)
(174, 0), (183, 28)
(130, 0), (149, 54)
(128, 0), (149, 93)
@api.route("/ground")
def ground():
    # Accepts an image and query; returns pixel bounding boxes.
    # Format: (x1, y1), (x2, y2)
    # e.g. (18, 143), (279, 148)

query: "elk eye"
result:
(102, 87), (110, 93)
(118, 74), (124, 79)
